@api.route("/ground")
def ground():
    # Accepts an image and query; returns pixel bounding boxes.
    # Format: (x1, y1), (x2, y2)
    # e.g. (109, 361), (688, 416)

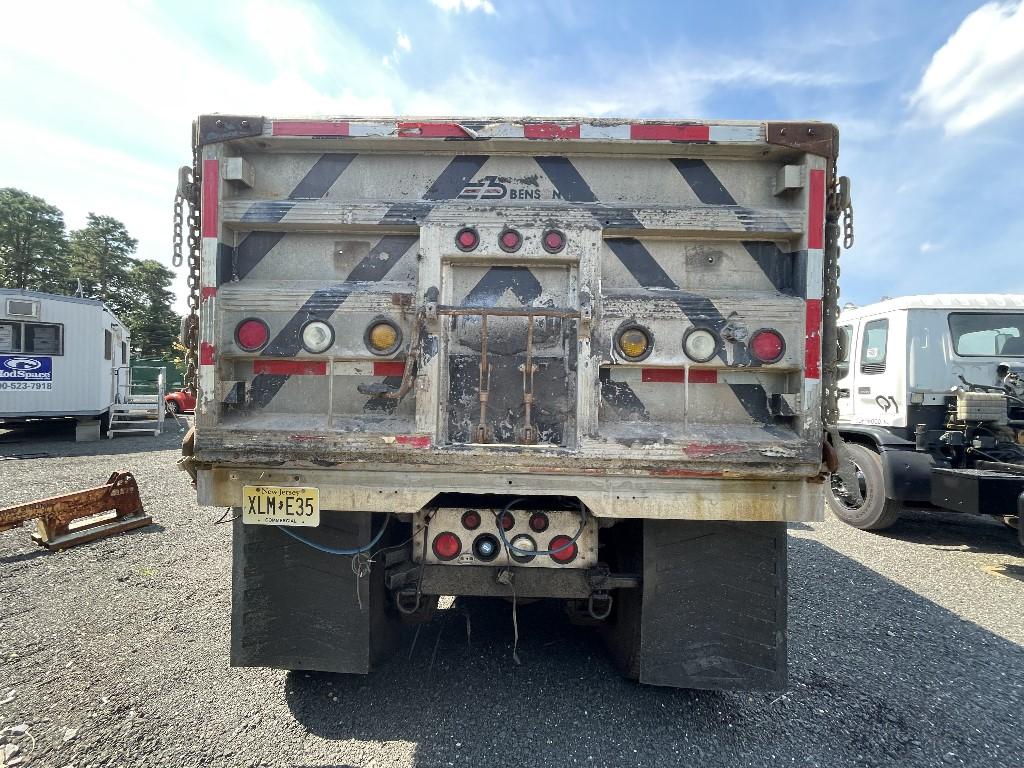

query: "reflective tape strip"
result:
(709, 124), (763, 142)
(272, 120), (349, 136)
(803, 378), (821, 414)
(201, 236), (219, 293)
(524, 122), (580, 139)
(397, 121), (471, 138)
(805, 248), (824, 300)
(347, 121), (396, 137)
(807, 168), (826, 249)
(201, 159), (219, 237)
(641, 368), (718, 383)
(329, 360), (405, 376)
(630, 124), (709, 142)
(579, 123), (630, 140)
(805, 299), (822, 379)
(253, 359), (327, 376)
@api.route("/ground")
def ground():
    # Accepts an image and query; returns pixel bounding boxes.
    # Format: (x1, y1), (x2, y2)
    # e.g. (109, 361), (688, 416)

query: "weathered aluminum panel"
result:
(194, 118), (831, 496)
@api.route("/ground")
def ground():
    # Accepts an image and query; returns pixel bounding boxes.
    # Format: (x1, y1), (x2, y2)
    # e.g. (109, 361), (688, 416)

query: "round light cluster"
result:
(365, 319), (402, 356)
(301, 321), (334, 354)
(615, 325), (652, 361)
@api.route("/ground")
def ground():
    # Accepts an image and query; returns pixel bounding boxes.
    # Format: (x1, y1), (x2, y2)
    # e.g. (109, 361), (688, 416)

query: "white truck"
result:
(826, 294), (1024, 547)
(176, 114), (853, 689)
(0, 289), (130, 436)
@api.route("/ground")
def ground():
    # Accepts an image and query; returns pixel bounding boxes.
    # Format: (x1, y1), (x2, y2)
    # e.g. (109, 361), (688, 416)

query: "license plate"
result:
(242, 485), (320, 527)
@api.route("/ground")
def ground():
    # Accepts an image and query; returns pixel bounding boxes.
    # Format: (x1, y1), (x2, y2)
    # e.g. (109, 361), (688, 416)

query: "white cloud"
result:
(429, 0), (496, 15)
(919, 241), (939, 253)
(396, 31), (412, 52)
(911, 1), (1024, 134)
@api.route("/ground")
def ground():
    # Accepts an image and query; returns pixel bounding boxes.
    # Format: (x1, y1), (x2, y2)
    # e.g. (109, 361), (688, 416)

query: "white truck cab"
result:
(827, 294), (1024, 542)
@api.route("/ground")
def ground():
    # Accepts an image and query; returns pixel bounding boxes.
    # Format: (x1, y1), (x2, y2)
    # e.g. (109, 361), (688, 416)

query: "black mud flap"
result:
(639, 520), (787, 690)
(230, 512), (397, 674)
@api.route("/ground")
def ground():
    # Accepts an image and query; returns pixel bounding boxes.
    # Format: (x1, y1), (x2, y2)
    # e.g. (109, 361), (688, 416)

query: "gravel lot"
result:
(1, 421), (1022, 768)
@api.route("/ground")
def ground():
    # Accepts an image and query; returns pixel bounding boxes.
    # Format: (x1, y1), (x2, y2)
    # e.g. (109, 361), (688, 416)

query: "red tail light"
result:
(432, 532), (462, 561)
(235, 318), (270, 352)
(548, 535), (578, 564)
(498, 512), (515, 531)
(499, 228), (522, 253)
(461, 510), (481, 530)
(456, 227), (479, 251)
(528, 513), (549, 533)
(749, 329), (785, 363)
(542, 229), (565, 253)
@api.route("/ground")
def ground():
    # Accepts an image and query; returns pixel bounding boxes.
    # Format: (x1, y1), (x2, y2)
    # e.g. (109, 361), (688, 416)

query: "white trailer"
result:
(0, 289), (130, 436)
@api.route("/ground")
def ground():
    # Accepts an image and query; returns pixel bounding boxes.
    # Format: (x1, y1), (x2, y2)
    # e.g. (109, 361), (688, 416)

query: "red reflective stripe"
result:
(397, 122), (468, 138)
(253, 360), (327, 376)
(805, 299), (822, 379)
(373, 360), (406, 376)
(201, 159), (218, 237)
(272, 120), (349, 137)
(641, 368), (718, 383)
(808, 169), (825, 249)
(688, 369), (718, 384)
(524, 122), (581, 140)
(201, 286), (217, 301)
(199, 341), (215, 366)
(395, 434), (430, 448)
(630, 124), (710, 141)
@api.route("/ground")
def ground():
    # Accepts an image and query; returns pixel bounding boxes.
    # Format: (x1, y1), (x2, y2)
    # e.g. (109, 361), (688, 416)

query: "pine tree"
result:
(0, 188), (69, 292)
(68, 214), (138, 317)
(124, 259), (181, 356)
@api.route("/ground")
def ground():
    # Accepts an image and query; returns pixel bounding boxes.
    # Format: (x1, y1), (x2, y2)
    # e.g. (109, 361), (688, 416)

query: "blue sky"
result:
(2, 0), (1022, 311)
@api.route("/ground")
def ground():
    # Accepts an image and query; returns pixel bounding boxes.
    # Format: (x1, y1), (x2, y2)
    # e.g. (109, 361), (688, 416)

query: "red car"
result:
(164, 389), (196, 415)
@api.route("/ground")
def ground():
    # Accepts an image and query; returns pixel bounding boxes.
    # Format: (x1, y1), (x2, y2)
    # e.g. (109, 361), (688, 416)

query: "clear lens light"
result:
(368, 323), (398, 352)
(511, 534), (537, 552)
(302, 321), (333, 353)
(684, 329), (717, 362)
(618, 329), (649, 359)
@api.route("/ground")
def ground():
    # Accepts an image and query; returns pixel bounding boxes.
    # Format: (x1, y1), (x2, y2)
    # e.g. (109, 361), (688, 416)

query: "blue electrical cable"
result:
(275, 513), (391, 556)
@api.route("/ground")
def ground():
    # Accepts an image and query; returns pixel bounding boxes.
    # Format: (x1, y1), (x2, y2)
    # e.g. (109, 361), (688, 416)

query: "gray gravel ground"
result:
(1, 421), (1022, 768)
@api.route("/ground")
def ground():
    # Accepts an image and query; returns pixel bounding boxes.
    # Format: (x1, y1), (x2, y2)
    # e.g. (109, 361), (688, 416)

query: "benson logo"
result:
(457, 175), (549, 201)
(0, 355), (52, 380)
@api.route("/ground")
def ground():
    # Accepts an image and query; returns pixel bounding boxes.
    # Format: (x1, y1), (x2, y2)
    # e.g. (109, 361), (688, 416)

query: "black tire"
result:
(166, 400), (181, 415)
(826, 442), (902, 530)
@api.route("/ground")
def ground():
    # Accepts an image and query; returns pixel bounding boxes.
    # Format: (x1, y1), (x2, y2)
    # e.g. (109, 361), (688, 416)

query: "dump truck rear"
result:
(176, 115), (850, 690)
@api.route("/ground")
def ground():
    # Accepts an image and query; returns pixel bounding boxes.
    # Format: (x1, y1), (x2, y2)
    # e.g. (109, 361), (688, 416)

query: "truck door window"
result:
(0, 322), (20, 353)
(837, 325), (853, 378)
(860, 319), (888, 374)
(23, 323), (63, 355)
(948, 312), (1024, 356)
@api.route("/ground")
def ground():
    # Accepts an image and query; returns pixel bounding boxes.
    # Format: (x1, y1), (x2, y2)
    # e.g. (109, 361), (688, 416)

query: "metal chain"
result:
(820, 158), (845, 427)
(173, 121), (203, 396)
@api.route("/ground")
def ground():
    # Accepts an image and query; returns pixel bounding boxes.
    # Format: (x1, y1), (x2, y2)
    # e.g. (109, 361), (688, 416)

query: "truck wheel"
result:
(826, 442), (902, 530)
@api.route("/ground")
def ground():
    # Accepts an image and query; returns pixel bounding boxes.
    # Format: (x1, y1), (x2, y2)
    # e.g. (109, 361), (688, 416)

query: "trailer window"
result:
(104, 329), (112, 360)
(948, 313), (1024, 357)
(860, 319), (888, 374)
(0, 322), (20, 353)
(24, 323), (63, 355)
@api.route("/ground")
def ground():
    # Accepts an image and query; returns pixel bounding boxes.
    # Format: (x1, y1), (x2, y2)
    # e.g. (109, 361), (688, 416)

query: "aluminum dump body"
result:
(193, 116), (836, 521)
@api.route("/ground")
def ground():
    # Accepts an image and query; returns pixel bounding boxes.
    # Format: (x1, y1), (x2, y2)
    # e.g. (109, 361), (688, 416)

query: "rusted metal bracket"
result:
(197, 115), (265, 145)
(0, 471), (153, 551)
(765, 122), (839, 159)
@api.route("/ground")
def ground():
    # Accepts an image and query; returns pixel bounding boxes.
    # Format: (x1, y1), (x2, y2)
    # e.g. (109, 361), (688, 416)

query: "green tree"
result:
(68, 213), (138, 316)
(124, 259), (181, 356)
(0, 188), (69, 292)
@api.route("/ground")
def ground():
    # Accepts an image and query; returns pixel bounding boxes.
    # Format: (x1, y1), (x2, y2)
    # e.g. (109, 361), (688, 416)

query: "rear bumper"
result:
(197, 465), (824, 521)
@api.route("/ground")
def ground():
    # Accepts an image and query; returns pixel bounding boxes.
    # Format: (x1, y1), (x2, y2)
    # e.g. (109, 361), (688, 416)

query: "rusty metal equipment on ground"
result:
(0, 471), (152, 550)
